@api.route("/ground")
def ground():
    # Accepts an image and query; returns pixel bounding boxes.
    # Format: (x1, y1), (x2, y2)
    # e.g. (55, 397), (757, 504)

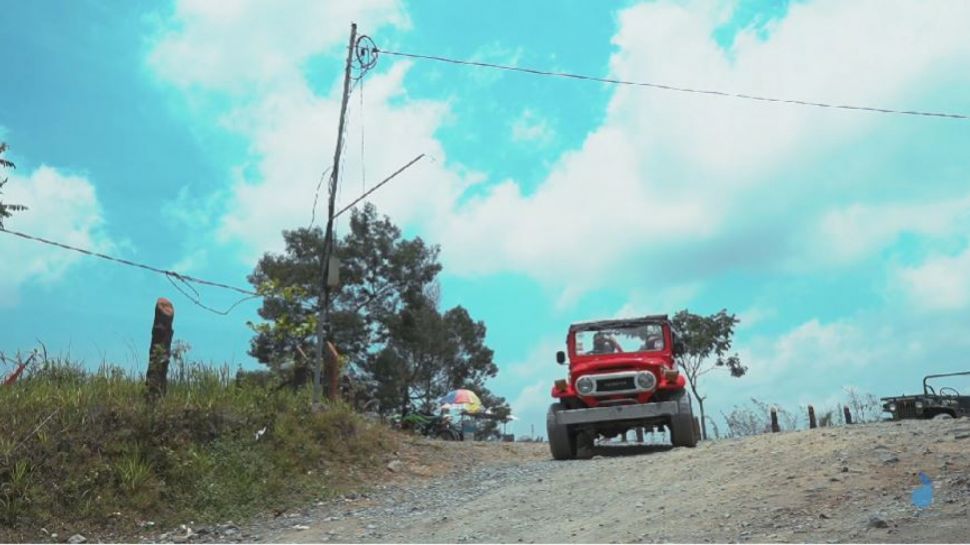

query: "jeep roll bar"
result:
(568, 315), (669, 333)
(923, 371), (970, 396)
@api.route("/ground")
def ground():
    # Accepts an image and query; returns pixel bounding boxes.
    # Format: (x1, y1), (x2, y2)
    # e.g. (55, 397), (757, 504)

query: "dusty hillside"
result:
(248, 418), (970, 544)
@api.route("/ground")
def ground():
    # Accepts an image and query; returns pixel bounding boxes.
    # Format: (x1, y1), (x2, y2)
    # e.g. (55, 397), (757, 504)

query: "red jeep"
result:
(546, 315), (698, 460)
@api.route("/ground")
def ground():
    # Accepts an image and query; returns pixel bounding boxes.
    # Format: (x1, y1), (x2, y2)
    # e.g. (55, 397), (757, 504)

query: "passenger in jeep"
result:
(592, 332), (623, 354)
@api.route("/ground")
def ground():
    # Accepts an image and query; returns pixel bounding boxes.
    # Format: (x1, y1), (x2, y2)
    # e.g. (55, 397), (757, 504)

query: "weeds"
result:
(0, 353), (395, 541)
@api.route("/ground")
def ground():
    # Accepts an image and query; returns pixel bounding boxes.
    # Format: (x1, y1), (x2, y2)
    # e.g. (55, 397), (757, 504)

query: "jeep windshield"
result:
(575, 323), (664, 355)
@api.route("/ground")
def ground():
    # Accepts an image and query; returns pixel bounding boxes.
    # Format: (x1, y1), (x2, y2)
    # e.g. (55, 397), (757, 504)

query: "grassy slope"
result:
(0, 359), (398, 542)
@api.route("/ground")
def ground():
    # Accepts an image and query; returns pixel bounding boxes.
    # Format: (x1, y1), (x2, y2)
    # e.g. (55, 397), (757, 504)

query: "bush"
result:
(0, 356), (396, 541)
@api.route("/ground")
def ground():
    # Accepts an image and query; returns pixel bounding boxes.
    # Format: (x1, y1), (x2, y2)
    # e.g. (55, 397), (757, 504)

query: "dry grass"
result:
(0, 356), (398, 542)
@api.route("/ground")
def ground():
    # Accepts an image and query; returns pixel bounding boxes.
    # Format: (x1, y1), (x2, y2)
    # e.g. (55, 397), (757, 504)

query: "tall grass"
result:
(0, 355), (396, 541)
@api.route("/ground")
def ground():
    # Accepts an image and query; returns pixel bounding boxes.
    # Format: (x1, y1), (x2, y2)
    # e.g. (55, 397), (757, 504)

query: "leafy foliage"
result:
(671, 309), (747, 440)
(0, 142), (27, 229)
(248, 203), (508, 419)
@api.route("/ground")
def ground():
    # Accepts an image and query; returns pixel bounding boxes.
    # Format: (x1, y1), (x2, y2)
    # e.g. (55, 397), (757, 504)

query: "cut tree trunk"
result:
(146, 298), (174, 400)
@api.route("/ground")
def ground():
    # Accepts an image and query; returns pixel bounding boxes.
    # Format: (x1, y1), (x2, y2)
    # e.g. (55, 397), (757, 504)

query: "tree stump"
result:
(146, 298), (174, 400)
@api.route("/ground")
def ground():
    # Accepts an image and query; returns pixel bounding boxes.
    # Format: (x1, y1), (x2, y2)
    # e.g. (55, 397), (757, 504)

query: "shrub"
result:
(0, 356), (395, 541)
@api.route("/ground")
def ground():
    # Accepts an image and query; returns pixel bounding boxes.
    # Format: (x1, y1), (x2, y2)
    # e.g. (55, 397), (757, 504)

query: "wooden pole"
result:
(770, 407), (780, 433)
(146, 298), (174, 400)
(808, 405), (817, 429)
(843, 405), (853, 425)
(314, 22), (357, 406)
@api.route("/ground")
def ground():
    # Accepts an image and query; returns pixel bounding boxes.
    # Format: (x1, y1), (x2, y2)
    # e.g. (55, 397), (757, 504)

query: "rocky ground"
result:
(140, 418), (969, 544)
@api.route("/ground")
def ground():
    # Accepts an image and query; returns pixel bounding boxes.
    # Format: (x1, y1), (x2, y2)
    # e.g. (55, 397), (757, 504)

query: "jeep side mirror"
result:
(556, 351), (566, 365)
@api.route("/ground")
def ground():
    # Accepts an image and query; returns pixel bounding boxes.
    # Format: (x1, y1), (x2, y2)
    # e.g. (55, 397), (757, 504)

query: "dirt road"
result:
(173, 418), (970, 543)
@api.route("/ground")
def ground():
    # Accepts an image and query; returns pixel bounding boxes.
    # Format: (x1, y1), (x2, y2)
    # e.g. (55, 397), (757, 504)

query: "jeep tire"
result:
(547, 403), (576, 460)
(669, 391), (698, 448)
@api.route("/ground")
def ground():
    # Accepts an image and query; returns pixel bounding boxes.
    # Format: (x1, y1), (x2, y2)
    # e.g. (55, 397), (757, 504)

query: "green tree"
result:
(671, 309), (746, 440)
(247, 204), (440, 387)
(247, 203), (503, 423)
(0, 142), (27, 228)
(371, 291), (499, 416)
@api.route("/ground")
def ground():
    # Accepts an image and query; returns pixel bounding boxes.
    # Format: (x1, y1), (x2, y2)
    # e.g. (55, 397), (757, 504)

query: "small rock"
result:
(879, 452), (900, 464)
(366, 524), (377, 530)
(955, 433), (970, 440)
(841, 466), (849, 473)
(68, 535), (86, 544)
(867, 514), (889, 529)
(386, 460), (404, 472)
(292, 525), (310, 531)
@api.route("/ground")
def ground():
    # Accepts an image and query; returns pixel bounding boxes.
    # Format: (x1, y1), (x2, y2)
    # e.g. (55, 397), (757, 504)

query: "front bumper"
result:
(551, 400), (683, 426)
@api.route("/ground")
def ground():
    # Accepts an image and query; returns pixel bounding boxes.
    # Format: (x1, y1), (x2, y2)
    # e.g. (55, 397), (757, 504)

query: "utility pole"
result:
(314, 22), (357, 407)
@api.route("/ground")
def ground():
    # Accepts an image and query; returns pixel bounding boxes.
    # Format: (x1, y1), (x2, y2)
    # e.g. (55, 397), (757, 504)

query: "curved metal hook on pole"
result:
(353, 35), (379, 80)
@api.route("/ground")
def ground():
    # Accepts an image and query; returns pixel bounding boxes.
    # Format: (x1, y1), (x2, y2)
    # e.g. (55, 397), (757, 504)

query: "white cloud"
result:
(510, 109), (554, 145)
(426, 0), (970, 295)
(0, 166), (111, 306)
(811, 196), (970, 265)
(509, 379), (556, 439)
(151, 0), (970, 300)
(895, 246), (970, 310)
(149, 1), (482, 262)
(149, 0), (408, 92)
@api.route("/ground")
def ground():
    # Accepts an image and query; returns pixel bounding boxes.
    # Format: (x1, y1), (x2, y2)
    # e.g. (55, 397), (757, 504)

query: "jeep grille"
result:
(596, 376), (636, 392)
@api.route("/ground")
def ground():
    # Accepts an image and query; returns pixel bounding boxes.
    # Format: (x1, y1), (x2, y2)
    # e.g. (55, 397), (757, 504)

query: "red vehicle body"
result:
(546, 315), (698, 460)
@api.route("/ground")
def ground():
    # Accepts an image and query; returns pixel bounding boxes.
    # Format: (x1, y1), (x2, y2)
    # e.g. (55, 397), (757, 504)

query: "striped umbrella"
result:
(438, 389), (483, 414)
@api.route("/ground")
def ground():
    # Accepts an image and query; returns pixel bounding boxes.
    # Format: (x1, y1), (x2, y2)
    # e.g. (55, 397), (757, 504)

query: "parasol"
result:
(438, 389), (483, 414)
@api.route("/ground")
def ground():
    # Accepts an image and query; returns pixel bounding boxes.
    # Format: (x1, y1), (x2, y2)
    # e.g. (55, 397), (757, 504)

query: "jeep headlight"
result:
(576, 376), (595, 395)
(915, 401), (924, 410)
(888, 403), (897, 412)
(636, 371), (657, 391)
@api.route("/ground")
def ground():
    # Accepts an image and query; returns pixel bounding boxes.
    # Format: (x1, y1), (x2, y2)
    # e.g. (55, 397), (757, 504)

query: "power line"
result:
(1, 227), (258, 297)
(308, 166), (333, 229)
(375, 48), (969, 121)
(333, 154), (426, 220)
(165, 275), (259, 316)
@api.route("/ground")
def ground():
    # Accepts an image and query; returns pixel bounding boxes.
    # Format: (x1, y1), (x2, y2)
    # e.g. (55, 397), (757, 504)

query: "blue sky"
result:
(3, 0), (970, 438)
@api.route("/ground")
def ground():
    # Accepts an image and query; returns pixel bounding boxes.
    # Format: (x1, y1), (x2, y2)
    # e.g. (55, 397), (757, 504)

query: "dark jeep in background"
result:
(882, 371), (970, 420)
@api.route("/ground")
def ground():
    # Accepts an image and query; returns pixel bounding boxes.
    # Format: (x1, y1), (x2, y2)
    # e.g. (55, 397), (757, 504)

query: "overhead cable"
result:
(1, 227), (258, 297)
(374, 48), (968, 121)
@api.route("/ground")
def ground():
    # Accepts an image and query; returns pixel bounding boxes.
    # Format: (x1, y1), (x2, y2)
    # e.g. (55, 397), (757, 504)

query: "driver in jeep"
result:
(591, 331), (623, 354)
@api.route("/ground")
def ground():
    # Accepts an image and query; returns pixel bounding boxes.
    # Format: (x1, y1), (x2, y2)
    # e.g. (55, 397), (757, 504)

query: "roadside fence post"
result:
(808, 405), (817, 429)
(146, 297), (174, 401)
(843, 405), (853, 425)
(770, 407), (780, 433)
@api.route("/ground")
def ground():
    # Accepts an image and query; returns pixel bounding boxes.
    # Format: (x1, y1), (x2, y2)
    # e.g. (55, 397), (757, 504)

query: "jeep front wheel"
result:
(669, 391), (698, 448)
(547, 403), (576, 460)
(670, 413), (698, 448)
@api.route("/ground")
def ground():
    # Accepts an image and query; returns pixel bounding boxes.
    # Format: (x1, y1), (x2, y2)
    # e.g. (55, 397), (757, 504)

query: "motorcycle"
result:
(396, 412), (463, 441)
